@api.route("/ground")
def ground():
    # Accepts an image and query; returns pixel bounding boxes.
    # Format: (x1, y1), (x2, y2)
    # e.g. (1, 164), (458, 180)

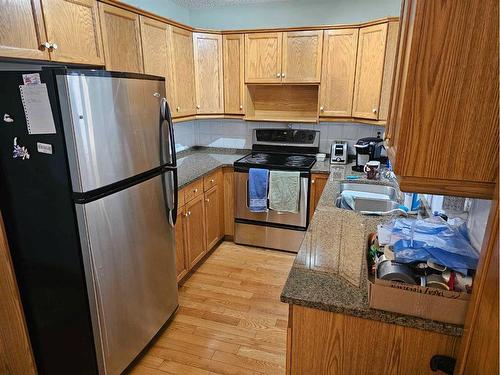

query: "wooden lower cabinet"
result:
(185, 194), (206, 269)
(309, 173), (328, 220)
(287, 305), (460, 375)
(223, 167), (235, 237)
(204, 185), (221, 250)
(174, 207), (188, 282)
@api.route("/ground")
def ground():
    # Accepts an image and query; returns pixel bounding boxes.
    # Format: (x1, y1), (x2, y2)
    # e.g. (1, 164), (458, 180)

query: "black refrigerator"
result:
(0, 68), (179, 374)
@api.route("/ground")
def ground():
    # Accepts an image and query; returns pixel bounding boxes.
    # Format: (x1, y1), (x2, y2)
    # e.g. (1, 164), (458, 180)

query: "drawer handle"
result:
(210, 179), (215, 183)
(205, 198), (210, 203)
(194, 188), (198, 193)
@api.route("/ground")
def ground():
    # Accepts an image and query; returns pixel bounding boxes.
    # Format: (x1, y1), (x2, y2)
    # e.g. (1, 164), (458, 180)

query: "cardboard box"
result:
(368, 277), (470, 325)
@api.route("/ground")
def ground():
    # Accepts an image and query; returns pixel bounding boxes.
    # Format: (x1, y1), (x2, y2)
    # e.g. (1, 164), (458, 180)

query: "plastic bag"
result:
(381, 216), (479, 272)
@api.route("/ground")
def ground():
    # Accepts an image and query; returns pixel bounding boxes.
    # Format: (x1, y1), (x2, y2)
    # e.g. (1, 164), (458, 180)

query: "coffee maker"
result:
(352, 133), (385, 172)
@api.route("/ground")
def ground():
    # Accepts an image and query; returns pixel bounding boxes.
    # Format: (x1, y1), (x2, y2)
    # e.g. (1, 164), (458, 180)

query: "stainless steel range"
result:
(233, 128), (320, 252)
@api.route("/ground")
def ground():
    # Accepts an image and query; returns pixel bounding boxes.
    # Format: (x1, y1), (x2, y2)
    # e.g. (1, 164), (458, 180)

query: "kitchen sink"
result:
(336, 183), (400, 213)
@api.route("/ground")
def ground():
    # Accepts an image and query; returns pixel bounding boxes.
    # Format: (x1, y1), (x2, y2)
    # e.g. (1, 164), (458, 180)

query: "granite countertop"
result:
(280, 161), (464, 337)
(176, 147), (249, 188)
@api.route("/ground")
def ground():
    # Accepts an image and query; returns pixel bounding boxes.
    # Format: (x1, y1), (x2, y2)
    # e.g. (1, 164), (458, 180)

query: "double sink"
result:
(335, 182), (401, 213)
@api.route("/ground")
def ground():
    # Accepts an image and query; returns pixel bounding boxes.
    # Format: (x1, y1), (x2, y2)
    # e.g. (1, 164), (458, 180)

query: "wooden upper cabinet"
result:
(223, 34), (245, 114)
(0, 0), (49, 60)
(319, 29), (359, 117)
(352, 23), (388, 119)
(170, 27), (196, 118)
(387, 0), (498, 199)
(282, 31), (323, 83)
(40, 0), (104, 65)
(99, 3), (143, 73)
(245, 32), (282, 83)
(193, 33), (224, 114)
(139, 17), (175, 106)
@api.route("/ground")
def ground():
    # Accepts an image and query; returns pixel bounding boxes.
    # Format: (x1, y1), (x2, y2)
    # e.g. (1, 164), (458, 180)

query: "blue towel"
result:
(248, 168), (269, 212)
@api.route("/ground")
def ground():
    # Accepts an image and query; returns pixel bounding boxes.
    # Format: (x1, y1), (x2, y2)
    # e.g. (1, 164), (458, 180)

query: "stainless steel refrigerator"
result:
(0, 68), (179, 375)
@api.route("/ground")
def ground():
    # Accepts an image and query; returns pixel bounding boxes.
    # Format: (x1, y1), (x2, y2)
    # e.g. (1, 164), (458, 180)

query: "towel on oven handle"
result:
(248, 168), (269, 212)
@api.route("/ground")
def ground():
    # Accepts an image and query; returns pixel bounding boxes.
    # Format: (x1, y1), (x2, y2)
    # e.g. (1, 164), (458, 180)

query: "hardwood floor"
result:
(128, 241), (295, 375)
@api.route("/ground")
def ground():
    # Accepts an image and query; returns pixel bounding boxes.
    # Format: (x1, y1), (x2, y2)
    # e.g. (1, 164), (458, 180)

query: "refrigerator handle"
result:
(160, 97), (178, 227)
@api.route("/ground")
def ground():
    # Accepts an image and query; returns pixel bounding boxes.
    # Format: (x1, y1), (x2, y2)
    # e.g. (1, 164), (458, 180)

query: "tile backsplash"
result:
(174, 119), (384, 154)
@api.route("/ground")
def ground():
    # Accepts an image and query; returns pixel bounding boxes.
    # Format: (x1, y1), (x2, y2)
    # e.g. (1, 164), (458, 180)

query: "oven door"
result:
(234, 170), (309, 228)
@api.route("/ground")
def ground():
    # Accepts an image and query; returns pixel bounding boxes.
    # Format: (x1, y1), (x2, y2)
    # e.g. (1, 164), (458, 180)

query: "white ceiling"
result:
(171, 0), (288, 9)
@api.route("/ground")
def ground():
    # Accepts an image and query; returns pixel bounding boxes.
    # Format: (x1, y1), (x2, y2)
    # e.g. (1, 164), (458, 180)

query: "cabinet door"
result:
(223, 34), (245, 114)
(193, 33), (224, 114)
(185, 194), (206, 269)
(282, 31), (323, 83)
(99, 3), (143, 73)
(140, 17), (175, 108)
(319, 29), (358, 117)
(223, 167), (235, 236)
(245, 32), (282, 83)
(309, 174), (328, 220)
(170, 27), (196, 118)
(204, 186), (221, 251)
(352, 23), (388, 119)
(175, 208), (188, 282)
(40, 0), (104, 65)
(0, 0), (49, 60)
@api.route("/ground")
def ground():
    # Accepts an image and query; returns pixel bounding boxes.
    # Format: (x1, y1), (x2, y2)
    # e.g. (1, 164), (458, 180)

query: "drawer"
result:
(183, 179), (204, 203)
(203, 169), (222, 192)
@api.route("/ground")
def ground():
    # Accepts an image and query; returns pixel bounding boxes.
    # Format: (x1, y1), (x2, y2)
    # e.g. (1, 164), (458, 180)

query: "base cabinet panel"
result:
(288, 305), (460, 375)
(175, 208), (188, 282)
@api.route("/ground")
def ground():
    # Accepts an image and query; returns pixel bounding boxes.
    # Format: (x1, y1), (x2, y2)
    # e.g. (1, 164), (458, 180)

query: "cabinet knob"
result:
(176, 106), (180, 111)
(239, 105), (243, 110)
(188, 211), (191, 216)
(312, 180), (315, 184)
(50, 43), (58, 50)
(40, 42), (51, 50)
(205, 198), (210, 202)
(184, 212), (189, 217)
(196, 105), (200, 109)
(320, 107), (324, 112)
(372, 108), (378, 114)
(210, 179), (214, 183)
(281, 73), (285, 78)
(194, 188), (198, 193)
(276, 73), (281, 78)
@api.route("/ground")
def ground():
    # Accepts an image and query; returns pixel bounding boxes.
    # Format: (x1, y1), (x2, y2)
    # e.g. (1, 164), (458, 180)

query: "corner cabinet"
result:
(99, 3), (143, 73)
(170, 27), (197, 118)
(223, 34), (245, 115)
(386, 0), (498, 199)
(193, 33), (224, 114)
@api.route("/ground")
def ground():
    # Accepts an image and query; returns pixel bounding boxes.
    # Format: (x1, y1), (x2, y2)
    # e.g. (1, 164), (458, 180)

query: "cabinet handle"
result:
(205, 198), (210, 202)
(320, 107), (324, 112)
(176, 106), (180, 111)
(312, 180), (315, 184)
(281, 73), (285, 78)
(239, 105), (243, 110)
(196, 105), (200, 109)
(188, 211), (191, 216)
(194, 188), (198, 193)
(50, 43), (58, 50)
(276, 73), (281, 78)
(184, 212), (189, 217)
(40, 42), (51, 50)
(372, 108), (378, 114)
(210, 179), (214, 183)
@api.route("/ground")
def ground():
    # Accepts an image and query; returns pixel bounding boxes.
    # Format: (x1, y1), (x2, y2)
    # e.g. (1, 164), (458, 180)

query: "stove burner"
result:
(235, 152), (316, 170)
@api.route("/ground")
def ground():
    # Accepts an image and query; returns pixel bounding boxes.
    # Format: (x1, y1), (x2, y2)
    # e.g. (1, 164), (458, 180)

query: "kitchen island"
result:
(280, 162), (463, 374)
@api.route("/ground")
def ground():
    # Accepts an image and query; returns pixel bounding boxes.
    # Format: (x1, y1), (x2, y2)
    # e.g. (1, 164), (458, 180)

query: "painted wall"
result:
(121, 0), (401, 29)
(189, 0), (401, 30)
(122, 0), (190, 24)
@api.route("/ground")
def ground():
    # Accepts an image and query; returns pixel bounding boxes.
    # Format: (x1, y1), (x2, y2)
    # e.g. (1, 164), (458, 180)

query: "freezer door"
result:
(57, 73), (174, 193)
(76, 175), (178, 375)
